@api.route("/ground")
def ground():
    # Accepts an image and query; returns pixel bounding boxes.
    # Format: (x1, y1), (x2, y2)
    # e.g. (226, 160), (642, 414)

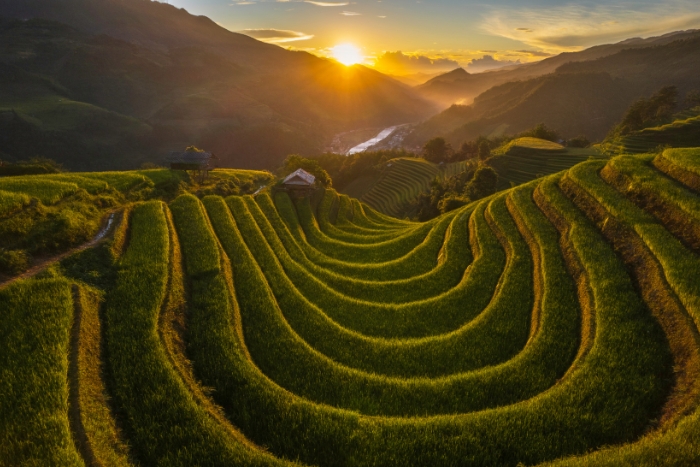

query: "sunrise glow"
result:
(331, 43), (363, 66)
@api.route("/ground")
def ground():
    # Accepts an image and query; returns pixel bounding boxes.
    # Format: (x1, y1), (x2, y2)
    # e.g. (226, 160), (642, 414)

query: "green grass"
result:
(169, 194), (221, 277)
(198, 178), (672, 467)
(502, 137), (566, 151)
(660, 148), (700, 178)
(605, 113), (700, 155)
(0, 177), (79, 204)
(356, 157), (468, 217)
(32, 174), (110, 194)
(103, 201), (284, 466)
(0, 190), (31, 218)
(489, 138), (603, 190)
(249, 194), (472, 304)
(261, 193), (451, 282)
(78, 172), (150, 192)
(315, 189), (415, 243)
(294, 195), (445, 263)
(0, 278), (84, 467)
(5, 147), (700, 465)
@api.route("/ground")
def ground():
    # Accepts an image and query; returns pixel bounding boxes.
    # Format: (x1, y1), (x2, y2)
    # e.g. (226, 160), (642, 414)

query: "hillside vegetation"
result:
(0, 0), (435, 170)
(604, 107), (700, 155)
(354, 157), (468, 217)
(407, 34), (700, 149)
(2, 148), (700, 465)
(415, 30), (700, 108)
(488, 137), (604, 190)
(0, 168), (271, 277)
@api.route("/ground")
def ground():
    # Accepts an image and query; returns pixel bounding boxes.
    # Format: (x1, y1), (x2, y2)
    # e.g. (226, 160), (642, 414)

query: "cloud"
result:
(341, 11), (361, 16)
(372, 51), (460, 75)
(482, 0), (700, 53)
(240, 28), (314, 43)
(304, 1), (349, 6)
(466, 55), (520, 73)
(514, 50), (554, 57)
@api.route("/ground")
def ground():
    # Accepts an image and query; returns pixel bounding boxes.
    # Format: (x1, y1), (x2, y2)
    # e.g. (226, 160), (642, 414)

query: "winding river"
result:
(346, 126), (401, 155)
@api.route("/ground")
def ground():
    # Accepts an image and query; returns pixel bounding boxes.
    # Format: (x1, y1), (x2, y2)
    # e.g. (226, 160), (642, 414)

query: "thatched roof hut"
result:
(166, 151), (218, 171)
(280, 169), (316, 197)
(283, 169), (316, 187)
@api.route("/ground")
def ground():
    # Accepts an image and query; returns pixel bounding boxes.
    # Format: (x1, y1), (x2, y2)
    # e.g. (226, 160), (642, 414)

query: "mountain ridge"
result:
(416, 29), (700, 109)
(0, 0), (437, 170)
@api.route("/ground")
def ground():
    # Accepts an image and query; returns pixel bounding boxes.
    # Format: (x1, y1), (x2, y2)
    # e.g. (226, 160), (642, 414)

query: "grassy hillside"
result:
(488, 137), (605, 190)
(2, 148), (700, 465)
(344, 157), (467, 218)
(0, 168), (272, 278)
(603, 108), (700, 155)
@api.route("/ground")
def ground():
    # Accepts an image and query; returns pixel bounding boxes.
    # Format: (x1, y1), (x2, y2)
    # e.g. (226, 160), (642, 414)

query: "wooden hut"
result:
(281, 169), (316, 197)
(166, 150), (218, 181)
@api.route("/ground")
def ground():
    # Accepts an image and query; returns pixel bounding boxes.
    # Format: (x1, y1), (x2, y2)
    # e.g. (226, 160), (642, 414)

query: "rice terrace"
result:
(2, 0), (700, 466)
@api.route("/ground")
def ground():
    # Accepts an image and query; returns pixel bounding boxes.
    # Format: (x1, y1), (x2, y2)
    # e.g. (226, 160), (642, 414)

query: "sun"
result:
(331, 43), (363, 66)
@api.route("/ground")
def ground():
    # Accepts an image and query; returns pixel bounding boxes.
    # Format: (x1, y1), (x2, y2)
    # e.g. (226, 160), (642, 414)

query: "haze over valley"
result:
(2, 2), (700, 467)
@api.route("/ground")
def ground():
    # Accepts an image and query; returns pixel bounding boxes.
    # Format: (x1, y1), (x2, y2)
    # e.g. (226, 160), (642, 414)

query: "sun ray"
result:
(331, 43), (363, 66)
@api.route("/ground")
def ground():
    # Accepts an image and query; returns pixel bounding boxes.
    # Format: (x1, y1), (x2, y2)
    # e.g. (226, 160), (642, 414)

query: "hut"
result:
(281, 168), (316, 197)
(166, 150), (218, 181)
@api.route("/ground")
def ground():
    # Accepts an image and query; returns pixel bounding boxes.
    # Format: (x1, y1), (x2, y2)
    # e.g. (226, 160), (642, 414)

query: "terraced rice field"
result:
(490, 137), (602, 190)
(605, 110), (700, 155)
(2, 149), (700, 466)
(360, 157), (467, 217)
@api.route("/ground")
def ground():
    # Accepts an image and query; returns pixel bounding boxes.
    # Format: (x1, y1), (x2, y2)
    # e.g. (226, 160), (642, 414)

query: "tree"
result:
(464, 166), (498, 201)
(281, 154), (333, 187)
(422, 137), (452, 163)
(612, 85), (679, 137)
(478, 141), (491, 161)
(438, 195), (469, 214)
(527, 123), (559, 142)
(685, 90), (700, 109)
(566, 136), (591, 148)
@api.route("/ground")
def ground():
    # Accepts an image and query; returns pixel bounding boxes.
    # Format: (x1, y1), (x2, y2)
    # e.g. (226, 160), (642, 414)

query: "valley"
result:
(2, 1), (700, 465)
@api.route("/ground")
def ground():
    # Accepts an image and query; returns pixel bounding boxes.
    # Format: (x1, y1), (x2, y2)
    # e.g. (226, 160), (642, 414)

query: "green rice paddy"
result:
(1, 149), (700, 465)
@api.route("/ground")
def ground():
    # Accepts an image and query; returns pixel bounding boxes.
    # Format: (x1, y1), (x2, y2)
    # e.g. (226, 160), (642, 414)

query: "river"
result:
(346, 126), (401, 155)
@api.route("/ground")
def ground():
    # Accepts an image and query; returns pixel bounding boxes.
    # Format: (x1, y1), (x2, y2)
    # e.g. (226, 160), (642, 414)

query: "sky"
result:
(162, 0), (700, 74)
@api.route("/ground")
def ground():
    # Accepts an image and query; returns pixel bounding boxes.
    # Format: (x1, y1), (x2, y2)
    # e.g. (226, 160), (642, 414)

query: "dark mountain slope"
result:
(0, 0), (436, 170)
(417, 29), (700, 108)
(407, 35), (700, 148)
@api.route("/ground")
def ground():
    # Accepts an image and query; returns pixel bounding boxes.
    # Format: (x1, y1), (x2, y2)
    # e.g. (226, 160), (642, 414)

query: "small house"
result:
(167, 150), (218, 181)
(281, 169), (316, 196)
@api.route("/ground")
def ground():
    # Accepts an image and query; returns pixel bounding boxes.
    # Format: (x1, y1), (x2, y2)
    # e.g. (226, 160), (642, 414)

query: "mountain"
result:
(0, 0), (437, 171)
(406, 34), (700, 148)
(386, 71), (446, 87)
(416, 29), (700, 109)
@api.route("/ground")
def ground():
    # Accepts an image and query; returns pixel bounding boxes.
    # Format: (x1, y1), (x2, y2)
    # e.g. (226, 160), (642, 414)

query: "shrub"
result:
(437, 194), (469, 214)
(422, 137), (453, 163)
(0, 248), (30, 275)
(518, 123), (560, 142)
(566, 136), (591, 148)
(465, 166), (498, 201)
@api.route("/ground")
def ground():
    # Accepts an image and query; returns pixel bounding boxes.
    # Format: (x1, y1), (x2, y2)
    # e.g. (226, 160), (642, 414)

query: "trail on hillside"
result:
(0, 212), (118, 291)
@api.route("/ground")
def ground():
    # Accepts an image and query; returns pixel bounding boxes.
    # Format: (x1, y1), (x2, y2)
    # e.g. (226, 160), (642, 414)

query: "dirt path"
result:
(0, 211), (118, 291)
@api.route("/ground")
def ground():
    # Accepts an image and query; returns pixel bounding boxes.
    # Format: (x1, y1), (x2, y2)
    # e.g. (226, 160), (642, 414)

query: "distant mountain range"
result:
(406, 31), (700, 148)
(415, 29), (700, 109)
(1, 0), (699, 171)
(0, 0), (436, 170)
